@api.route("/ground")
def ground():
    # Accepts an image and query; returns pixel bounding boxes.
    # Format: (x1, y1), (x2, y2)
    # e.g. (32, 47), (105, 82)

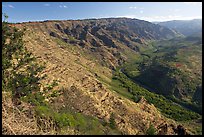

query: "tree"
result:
(2, 14), (45, 100)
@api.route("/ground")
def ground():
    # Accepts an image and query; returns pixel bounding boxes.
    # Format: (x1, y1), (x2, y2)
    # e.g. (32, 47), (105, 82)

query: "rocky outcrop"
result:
(171, 124), (190, 135)
(95, 32), (117, 48)
(50, 31), (60, 38)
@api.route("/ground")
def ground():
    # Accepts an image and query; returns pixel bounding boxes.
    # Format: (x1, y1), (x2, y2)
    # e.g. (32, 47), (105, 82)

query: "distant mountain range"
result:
(154, 19), (202, 36)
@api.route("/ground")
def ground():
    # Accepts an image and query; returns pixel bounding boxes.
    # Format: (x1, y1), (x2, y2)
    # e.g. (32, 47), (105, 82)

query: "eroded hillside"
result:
(6, 18), (200, 135)
(123, 36), (202, 114)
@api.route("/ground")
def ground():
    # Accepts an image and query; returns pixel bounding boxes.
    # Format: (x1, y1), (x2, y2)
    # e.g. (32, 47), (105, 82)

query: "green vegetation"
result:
(111, 67), (200, 121)
(122, 36), (202, 114)
(20, 83), (121, 134)
(146, 124), (157, 135)
(132, 94), (142, 103)
(33, 91), (121, 134)
(22, 92), (46, 106)
(2, 15), (122, 135)
(68, 35), (76, 41)
(109, 113), (116, 129)
(3, 14), (202, 135)
(108, 36), (202, 124)
(2, 14), (45, 100)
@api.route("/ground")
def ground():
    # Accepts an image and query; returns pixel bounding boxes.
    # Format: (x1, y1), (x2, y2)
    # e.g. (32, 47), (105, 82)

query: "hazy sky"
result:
(2, 2), (202, 23)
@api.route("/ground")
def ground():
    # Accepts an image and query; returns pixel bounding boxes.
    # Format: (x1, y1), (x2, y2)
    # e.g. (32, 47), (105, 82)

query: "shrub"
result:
(2, 14), (45, 99)
(54, 113), (70, 128)
(132, 95), (141, 103)
(146, 124), (157, 135)
(21, 92), (46, 106)
(109, 113), (116, 129)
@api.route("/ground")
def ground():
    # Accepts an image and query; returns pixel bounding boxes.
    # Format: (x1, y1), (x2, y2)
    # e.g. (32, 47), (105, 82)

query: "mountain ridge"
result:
(6, 17), (201, 135)
(156, 19), (202, 36)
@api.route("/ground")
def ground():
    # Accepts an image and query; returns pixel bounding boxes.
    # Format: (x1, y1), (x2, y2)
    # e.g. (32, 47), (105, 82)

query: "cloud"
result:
(112, 14), (202, 22)
(8, 5), (14, 8)
(59, 2), (67, 8)
(129, 6), (137, 9)
(44, 3), (50, 7)
(139, 15), (202, 22)
(183, 2), (202, 6)
(129, 6), (144, 10)
(74, 14), (202, 22)
(59, 5), (67, 8)
(140, 10), (143, 14)
(169, 9), (180, 12)
(2, 4), (14, 8)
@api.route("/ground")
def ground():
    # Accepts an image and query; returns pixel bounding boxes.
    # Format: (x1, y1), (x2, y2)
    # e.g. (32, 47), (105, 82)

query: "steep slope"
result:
(123, 35), (202, 114)
(10, 18), (187, 135)
(156, 19), (202, 36)
(14, 18), (179, 70)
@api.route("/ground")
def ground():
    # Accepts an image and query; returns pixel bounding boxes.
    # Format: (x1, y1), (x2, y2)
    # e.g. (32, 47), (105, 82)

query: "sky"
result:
(2, 2), (202, 23)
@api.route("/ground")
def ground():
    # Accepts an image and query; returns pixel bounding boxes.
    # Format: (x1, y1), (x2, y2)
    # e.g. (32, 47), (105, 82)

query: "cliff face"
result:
(14, 18), (179, 70)
(12, 18), (183, 135)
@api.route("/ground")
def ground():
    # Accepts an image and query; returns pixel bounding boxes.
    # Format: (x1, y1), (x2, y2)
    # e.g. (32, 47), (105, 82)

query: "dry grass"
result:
(2, 92), (39, 135)
(2, 91), (81, 135)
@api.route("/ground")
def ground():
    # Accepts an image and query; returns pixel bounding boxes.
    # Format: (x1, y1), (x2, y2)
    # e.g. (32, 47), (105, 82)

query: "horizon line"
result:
(5, 17), (202, 24)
